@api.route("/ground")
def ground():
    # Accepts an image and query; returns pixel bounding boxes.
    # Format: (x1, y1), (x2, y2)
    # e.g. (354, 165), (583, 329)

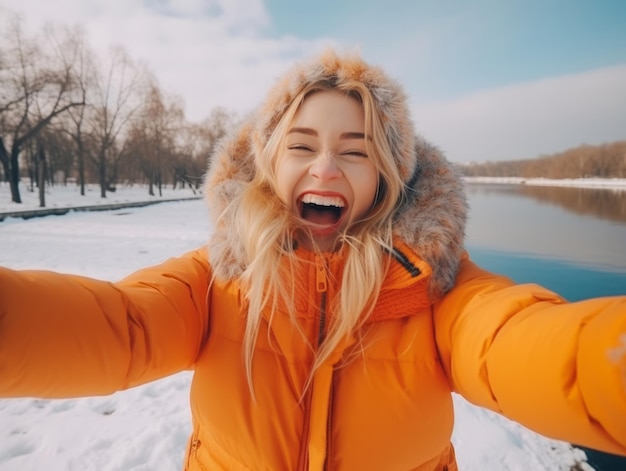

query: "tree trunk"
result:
(148, 170), (154, 196)
(0, 137), (11, 183)
(29, 155), (36, 192)
(99, 152), (107, 198)
(0, 137), (22, 203)
(9, 144), (22, 203)
(77, 140), (86, 196)
(38, 144), (46, 208)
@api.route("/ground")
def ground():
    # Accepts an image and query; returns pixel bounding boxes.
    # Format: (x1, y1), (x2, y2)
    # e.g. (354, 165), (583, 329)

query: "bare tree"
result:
(193, 107), (235, 178)
(56, 25), (94, 196)
(199, 107), (235, 158)
(171, 123), (204, 191)
(35, 125), (74, 185)
(0, 15), (84, 203)
(88, 45), (144, 198)
(126, 81), (185, 195)
(170, 108), (236, 191)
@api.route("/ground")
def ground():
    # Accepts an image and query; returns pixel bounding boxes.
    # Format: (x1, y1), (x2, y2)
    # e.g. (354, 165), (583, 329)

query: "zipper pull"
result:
(315, 256), (327, 293)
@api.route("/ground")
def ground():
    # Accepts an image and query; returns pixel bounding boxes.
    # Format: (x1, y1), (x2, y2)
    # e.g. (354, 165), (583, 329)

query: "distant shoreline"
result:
(463, 176), (626, 191)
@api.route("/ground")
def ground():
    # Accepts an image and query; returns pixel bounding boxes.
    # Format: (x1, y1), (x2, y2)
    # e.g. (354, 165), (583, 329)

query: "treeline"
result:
(0, 12), (236, 206)
(461, 141), (626, 179)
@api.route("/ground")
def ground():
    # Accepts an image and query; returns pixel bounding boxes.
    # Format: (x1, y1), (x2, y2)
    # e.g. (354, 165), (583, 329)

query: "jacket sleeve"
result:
(0, 249), (211, 399)
(433, 256), (626, 456)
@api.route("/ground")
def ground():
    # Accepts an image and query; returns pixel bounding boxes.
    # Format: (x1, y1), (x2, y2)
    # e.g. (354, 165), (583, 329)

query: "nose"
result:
(309, 152), (342, 181)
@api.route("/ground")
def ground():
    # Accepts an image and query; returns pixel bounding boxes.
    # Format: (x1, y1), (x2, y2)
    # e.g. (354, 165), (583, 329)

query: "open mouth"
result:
(298, 193), (346, 227)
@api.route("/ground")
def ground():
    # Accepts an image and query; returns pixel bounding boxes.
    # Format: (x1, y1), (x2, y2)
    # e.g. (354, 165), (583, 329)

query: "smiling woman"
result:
(275, 90), (379, 252)
(227, 78), (410, 397)
(1, 49), (625, 471)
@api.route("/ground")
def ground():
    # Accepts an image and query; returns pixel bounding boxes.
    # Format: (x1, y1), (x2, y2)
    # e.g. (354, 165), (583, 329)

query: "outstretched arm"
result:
(434, 257), (626, 456)
(0, 249), (211, 398)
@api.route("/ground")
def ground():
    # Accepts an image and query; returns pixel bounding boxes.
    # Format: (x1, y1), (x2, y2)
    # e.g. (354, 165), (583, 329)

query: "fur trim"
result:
(394, 136), (467, 297)
(205, 50), (467, 298)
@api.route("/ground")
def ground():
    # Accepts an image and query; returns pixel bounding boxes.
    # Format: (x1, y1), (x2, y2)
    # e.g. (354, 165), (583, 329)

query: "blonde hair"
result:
(233, 80), (406, 393)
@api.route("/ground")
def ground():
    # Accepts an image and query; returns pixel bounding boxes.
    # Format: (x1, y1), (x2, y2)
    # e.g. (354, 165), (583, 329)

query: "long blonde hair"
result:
(232, 80), (406, 392)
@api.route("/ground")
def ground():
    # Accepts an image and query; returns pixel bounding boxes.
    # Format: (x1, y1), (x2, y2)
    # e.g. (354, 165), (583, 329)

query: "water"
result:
(464, 182), (626, 470)
(465, 183), (626, 301)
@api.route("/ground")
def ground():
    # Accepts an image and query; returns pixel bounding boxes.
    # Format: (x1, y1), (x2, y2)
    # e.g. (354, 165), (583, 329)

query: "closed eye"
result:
(342, 150), (368, 158)
(288, 144), (314, 152)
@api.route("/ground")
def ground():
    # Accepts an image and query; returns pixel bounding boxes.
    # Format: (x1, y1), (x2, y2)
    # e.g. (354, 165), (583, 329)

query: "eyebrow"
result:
(287, 127), (365, 140)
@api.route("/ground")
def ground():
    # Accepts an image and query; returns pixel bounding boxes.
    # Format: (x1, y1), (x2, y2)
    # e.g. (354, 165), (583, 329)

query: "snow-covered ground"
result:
(464, 176), (626, 190)
(0, 183), (598, 470)
(0, 182), (201, 217)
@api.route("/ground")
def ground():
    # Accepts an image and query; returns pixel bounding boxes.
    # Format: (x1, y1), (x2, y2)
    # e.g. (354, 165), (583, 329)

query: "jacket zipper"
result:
(316, 255), (332, 470)
(316, 255), (328, 346)
(298, 255), (329, 471)
(187, 437), (209, 471)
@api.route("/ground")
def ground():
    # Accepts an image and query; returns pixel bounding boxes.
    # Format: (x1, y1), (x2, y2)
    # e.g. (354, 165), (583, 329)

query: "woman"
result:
(1, 49), (625, 470)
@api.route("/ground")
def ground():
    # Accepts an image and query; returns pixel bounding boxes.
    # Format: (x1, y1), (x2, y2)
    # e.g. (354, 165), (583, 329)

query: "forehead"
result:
(290, 90), (365, 129)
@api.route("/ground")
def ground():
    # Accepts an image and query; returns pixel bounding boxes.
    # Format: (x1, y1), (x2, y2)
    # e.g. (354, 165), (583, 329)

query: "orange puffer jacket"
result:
(2, 51), (626, 469)
(1, 240), (625, 470)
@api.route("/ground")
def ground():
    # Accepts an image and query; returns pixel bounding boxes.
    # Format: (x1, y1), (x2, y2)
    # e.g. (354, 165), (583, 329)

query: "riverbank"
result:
(464, 176), (626, 190)
(0, 182), (201, 220)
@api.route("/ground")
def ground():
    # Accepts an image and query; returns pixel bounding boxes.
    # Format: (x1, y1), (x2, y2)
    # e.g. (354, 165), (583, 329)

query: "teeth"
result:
(301, 194), (345, 207)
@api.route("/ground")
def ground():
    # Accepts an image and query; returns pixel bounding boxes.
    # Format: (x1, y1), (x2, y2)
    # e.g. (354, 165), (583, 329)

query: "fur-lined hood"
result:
(205, 50), (467, 298)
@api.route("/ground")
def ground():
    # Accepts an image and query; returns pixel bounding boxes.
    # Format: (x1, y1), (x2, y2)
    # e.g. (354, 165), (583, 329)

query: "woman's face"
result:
(275, 90), (379, 252)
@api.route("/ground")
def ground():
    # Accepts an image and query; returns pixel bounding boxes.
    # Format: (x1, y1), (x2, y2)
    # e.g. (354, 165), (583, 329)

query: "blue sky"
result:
(1, 0), (625, 163)
(267, 1), (626, 101)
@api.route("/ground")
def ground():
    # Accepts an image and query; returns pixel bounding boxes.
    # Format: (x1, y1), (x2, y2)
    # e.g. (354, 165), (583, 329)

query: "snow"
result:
(0, 182), (201, 218)
(463, 176), (626, 190)
(0, 183), (597, 470)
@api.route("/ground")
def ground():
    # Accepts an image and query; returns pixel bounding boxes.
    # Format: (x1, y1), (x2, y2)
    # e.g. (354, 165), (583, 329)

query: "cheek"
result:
(361, 165), (380, 202)
(349, 164), (379, 216)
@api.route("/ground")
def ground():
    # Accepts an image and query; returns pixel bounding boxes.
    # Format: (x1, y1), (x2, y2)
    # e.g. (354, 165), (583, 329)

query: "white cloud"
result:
(412, 65), (626, 163)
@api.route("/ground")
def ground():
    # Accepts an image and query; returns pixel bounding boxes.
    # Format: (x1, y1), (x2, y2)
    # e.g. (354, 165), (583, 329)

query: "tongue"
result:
(302, 205), (340, 225)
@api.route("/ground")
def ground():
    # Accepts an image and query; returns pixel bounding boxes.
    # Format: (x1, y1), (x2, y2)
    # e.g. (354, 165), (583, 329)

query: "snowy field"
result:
(0, 183), (597, 470)
(0, 182), (201, 217)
